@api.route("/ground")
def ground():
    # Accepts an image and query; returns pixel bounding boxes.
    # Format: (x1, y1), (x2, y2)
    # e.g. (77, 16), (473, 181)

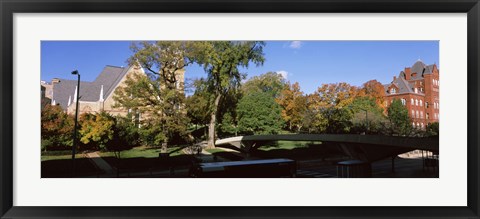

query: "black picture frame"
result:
(1, 0), (479, 218)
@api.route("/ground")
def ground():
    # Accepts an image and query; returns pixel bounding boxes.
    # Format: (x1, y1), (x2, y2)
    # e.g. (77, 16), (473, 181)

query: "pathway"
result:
(85, 152), (115, 176)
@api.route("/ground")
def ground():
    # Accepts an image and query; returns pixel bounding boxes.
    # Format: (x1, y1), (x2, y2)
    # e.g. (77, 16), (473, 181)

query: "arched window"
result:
(417, 122), (420, 127)
(426, 113), (429, 119)
(411, 110), (415, 118)
(415, 99), (418, 106)
(401, 99), (406, 105)
(412, 122), (415, 128)
(416, 111), (419, 118)
(425, 102), (429, 108)
(420, 111), (423, 118)
(419, 100), (423, 106)
(421, 123), (424, 128)
(411, 98), (414, 105)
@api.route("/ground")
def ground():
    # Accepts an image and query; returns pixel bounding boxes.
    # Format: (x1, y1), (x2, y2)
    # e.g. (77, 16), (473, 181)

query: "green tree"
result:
(348, 96), (387, 134)
(219, 112), (239, 137)
(197, 41), (266, 148)
(237, 92), (284, 135)
(114, 41), (200, 149)
(386, 99), (412, 136)
(242, 71), (287, 97)
(41, 105), (74, 151)
(425, 122), (439, 137)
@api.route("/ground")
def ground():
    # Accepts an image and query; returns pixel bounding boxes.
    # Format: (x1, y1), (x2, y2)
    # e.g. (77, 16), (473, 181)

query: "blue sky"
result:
(41, 41), (439, 94)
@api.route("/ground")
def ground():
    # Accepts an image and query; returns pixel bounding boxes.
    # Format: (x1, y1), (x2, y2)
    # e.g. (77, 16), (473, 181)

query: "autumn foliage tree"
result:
(357, 79), (386, 111)
(276, 82), (307, 132)
(41, 105), (74, 151)
(305, 83), (358, 133)
(79, 112), (115, 150)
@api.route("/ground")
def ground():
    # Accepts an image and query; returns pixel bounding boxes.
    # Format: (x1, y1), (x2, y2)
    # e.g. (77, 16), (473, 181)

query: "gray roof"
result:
(389, 76), (414, 95)
(409, 60), (435, 80)
(52, 65), (130, 110)
(385, 60), (436, 96)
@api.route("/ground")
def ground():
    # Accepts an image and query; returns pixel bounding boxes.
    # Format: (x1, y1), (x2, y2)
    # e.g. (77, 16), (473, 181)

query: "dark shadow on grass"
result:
(102, 154), (200, 177)
(41, 158), (104, 178)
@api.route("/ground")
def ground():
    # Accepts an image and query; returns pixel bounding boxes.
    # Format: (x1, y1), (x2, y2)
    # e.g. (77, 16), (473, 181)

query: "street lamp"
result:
(359, 109), (368, 133)
(71, 70), (80, 177)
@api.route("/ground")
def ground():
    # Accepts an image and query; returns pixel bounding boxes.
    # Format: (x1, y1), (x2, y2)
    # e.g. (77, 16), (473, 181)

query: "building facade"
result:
(384, 60), (440, 129)
(47, 64), (185, 117)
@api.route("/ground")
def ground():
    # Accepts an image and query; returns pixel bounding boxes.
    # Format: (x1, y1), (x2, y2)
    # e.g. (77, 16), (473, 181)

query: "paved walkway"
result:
(85, 152), (115, 175)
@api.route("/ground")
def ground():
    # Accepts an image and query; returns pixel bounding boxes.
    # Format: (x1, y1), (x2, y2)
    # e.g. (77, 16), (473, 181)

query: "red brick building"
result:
(384, 60), (439, 129)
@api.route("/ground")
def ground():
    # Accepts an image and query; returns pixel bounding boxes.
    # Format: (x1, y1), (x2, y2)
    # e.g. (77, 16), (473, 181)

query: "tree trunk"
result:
(207, 94), (222, 149)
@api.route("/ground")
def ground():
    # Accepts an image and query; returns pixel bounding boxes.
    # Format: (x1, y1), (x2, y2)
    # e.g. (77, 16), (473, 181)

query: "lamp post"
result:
(360, 109), (368, 133)
(71, 70), (80, 177)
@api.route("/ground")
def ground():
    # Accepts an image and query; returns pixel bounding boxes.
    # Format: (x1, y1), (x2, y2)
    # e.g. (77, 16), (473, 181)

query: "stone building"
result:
(48, 64), (161, 117)
(384, 60), (440, 129)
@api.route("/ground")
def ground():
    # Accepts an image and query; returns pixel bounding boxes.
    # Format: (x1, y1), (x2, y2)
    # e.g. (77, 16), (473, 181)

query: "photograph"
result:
(40, 40), (439, 178)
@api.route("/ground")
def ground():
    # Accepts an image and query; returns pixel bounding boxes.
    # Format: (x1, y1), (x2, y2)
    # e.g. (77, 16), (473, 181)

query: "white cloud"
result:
(277, 70), (288, 79)
(289, 41), (303, 49)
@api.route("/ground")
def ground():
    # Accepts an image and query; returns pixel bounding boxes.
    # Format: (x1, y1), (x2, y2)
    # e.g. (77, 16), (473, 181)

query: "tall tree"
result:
(114, 41), (201, 150)
(186, 78), (212, 128)
(237, 92), (284, 135)
(276, 82), (307, 132)
(198, 41), (266, 148)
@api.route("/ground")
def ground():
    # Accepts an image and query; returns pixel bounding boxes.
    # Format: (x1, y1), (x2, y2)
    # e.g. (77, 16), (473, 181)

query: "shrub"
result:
(41, 105), (74, 151)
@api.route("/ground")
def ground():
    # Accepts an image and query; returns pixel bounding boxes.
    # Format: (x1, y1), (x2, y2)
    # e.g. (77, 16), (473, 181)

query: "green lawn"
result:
(99, 146), (184, 158)
(259, 141), (322, 151)
(41, 152), (85, 161)
(205, 148), (225, 154)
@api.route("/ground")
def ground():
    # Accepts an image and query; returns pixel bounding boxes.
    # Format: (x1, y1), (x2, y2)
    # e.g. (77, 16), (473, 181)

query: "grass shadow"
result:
(41, 158), (104, 178)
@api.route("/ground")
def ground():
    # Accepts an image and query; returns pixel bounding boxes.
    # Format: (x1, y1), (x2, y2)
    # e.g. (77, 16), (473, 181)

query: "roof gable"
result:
(52, 65), (131, 110)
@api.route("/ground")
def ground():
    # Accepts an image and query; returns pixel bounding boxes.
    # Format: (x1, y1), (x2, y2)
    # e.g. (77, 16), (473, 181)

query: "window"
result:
(401, 99), (406, 105)
(415, 99), (418, 106)
(411, 98), (414, 105)
(434, 113), (437, 119)
(412, 122), (415, 128)
(414, 88), (418, 93)
(417, 122), (420, 127)
(420, 111), (423, 119)
(419, 100), (423, 106)
(416, 111), (419, 118)
(411, 110), (415, 118)
(426, 113), (429, 119)
(391, 88), (396, 94)
(421, 123), (424, 128)
(425, 102), (429, 108)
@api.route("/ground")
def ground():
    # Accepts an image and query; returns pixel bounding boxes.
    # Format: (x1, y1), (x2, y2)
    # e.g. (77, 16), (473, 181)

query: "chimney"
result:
(393, 76), (396, 81)
(51, 78), (60, 85)
(404, 68), (411, 80)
